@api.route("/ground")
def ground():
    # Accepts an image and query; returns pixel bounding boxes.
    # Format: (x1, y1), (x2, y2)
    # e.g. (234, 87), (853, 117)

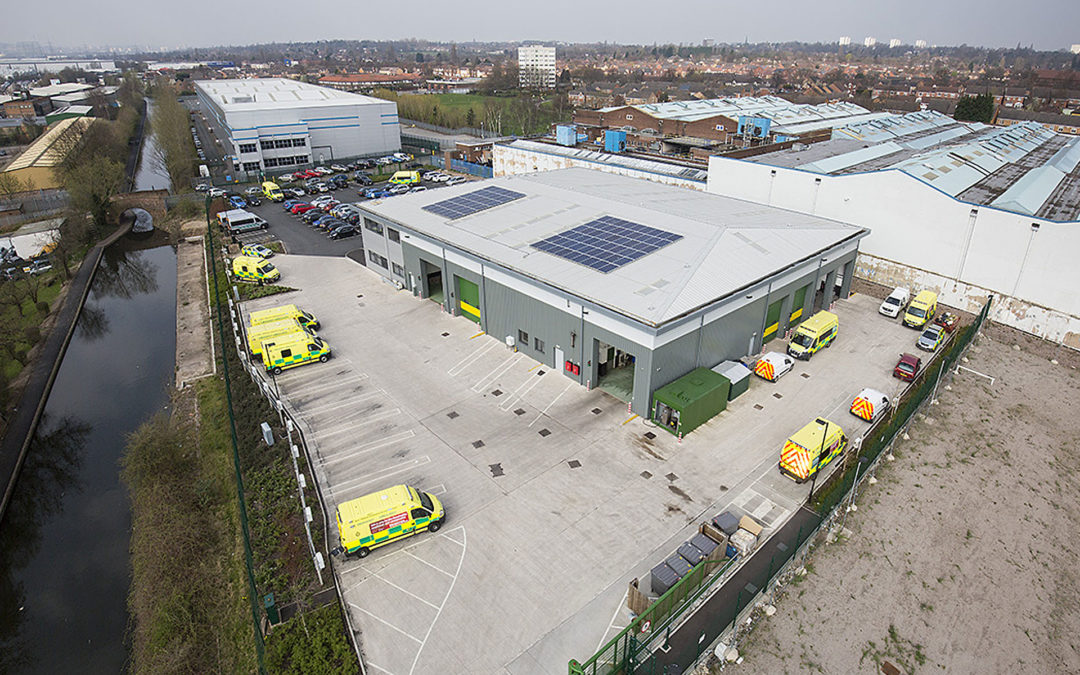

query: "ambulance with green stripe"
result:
(246, 318), (316, 357)
(336, 485), (445, 558)
(249, 304), (320, 331)
(260, 335), (331, 374)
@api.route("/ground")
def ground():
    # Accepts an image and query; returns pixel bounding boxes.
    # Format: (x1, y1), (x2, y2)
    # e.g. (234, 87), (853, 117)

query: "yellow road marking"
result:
(527, 363), (541, 372)
(469, 331), (485, 340)
(622, 414), (639, 425)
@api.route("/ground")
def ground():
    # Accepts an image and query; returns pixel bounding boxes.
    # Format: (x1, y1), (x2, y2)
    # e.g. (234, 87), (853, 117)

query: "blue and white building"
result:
(194, 78), (400, 176)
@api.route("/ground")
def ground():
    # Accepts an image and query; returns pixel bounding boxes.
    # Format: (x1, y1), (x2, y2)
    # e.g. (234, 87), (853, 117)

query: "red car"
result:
(320, 200), (341, 212)
(893, 353), (922, 381)
(934, 312), (959, 333)
(290, 202), (316, 214)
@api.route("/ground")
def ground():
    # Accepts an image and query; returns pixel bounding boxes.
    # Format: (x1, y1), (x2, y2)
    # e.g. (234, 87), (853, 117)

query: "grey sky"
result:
(4, 0), (1077, 53)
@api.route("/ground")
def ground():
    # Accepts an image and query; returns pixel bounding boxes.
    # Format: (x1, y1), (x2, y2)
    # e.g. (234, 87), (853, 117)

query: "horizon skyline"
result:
(1, 0), (1076, 56)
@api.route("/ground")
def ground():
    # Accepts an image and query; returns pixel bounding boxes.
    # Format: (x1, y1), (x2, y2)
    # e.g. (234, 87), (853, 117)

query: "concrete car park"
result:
(240, 252), (921, 675)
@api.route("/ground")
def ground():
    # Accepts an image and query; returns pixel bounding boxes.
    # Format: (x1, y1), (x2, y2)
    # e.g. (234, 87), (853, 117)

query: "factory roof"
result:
(4, 117), (91, 171)
(742, 110), (1080, 221)
(502, 139), (708, 183)
(194, 78), (391, 112)
(362, 168), (864, 327)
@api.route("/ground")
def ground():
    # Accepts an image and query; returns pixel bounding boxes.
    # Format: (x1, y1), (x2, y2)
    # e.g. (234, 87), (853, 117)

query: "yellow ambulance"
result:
(786, 310), (838, 360)
(249, 304), (320, 331)
(903, 290), (938, 329)
(389, 170), (421, 186)
(261, 335), (331, 374)
(246, 318), (315, 357)
(335, 485), (445, 558)
(231, 255), (280, 284)
(779, 417), (847, 483)
(262, 181), (285, 202)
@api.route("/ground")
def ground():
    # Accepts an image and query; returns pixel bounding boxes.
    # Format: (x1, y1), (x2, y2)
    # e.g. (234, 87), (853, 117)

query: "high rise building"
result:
(864, 37), (877, 47)
(838, 36), (852, 46)
(915, 39), (928, 48)
(889, 38), (902, 48)
(518, 45), (557, 89)
(1070, 44), (1080, 54)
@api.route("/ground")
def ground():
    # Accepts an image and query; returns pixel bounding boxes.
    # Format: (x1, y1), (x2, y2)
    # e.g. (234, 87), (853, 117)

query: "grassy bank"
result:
(373, 89), (569, 136)
(122, 384), (256, 673)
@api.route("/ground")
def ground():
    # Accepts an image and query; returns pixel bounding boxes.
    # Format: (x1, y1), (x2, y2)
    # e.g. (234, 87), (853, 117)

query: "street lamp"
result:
(806, 418), (829, 503)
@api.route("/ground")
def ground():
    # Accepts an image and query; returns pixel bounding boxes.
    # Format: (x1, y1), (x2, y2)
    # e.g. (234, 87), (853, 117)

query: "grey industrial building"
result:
(358, 168), (866, 415)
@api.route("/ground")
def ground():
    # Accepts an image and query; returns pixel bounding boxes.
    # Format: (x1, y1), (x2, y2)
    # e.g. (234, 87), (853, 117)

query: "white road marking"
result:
(500, 370), (545, 411)
(596, 589), (630, 652)
(408, 528), (468, 675)
(471, 353), (523, 393)
(447, 340), (498, 376)
(320, 431), (417, 465)
(422, 483), (446, 497)
(371, 571), (440, 610)
(319, 408), (402, 437)
(332, 457), (431, 494)
(303, 390), (385, 415)
(529, 382), (573, 427)
(404, 550), (455, 578)
(365, 661), (395, 675)
(349, 603), (423, 643)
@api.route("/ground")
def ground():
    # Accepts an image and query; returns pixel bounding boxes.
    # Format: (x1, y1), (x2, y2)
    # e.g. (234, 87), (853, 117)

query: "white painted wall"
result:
(707, 157), (1080, 347)
(493, 144), (705, 190)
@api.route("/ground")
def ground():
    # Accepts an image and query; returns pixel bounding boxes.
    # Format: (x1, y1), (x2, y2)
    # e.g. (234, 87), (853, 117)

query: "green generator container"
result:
(651, 367), (731, 437)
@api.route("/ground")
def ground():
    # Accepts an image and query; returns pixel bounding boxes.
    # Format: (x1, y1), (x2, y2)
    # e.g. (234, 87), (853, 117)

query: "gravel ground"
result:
(731, 333), (1080, 674)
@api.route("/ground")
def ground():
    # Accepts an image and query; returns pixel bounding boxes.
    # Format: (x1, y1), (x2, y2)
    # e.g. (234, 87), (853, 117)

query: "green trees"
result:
(149, 84), (196, 190)
(954, 93), (995, 123)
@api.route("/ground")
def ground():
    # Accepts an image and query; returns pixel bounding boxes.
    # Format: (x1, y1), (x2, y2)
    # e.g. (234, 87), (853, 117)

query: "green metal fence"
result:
(570, 297), (993, 675)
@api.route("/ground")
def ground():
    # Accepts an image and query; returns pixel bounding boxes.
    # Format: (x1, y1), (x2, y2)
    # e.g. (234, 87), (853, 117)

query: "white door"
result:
(554, 345), (564, 371)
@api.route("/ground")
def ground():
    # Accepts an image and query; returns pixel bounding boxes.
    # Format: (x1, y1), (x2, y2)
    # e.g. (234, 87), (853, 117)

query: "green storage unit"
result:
(712, 361), (751, 401)
(651, 367), (731, 437)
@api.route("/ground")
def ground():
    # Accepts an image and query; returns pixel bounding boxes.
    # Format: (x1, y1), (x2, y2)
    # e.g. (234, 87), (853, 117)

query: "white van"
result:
(879, 287), (910, 318)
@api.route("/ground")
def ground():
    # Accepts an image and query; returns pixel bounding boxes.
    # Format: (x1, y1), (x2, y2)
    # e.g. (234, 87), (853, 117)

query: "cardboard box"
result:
(739, 515), (763, 537)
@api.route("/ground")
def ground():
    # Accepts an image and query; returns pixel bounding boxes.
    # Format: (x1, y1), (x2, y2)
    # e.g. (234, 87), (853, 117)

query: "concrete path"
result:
(174, 233), (214, 388)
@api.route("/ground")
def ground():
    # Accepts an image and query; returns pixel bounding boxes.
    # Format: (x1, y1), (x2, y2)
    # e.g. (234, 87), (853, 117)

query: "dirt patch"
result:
(736, 334), (1080, 674)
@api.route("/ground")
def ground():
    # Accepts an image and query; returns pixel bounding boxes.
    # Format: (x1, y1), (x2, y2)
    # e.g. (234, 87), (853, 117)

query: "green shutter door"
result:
(456, 276), (481, 324)
(790, 285), (808, 325)
(763, 298), (783, 343)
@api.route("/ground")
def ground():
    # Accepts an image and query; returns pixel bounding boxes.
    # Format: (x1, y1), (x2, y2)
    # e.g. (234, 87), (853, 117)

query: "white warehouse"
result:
(194, 78), (400, 177)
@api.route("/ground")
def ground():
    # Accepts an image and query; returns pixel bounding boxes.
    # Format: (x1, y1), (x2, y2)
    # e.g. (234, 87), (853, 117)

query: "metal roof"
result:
(194, 78), (390, 112)
(746, 109), (1080, 221)
(361, 168), (864, 327)
(621, 96), (880, 135)
(3, 117), (90, 171)
(504, 140), (708, 182)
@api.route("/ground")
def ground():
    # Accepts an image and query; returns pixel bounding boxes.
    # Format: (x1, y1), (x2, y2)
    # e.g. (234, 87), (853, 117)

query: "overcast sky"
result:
(4, 0), (1077, 53)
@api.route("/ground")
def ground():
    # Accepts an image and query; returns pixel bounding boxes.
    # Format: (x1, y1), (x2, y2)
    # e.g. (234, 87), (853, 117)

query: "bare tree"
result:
(0, 172), (31, 200)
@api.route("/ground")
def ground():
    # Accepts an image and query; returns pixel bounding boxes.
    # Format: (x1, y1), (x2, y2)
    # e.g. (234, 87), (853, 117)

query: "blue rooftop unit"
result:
(556, 124), (578, 147)
(738, 116), (772, 138)
(604, 129), (627, 153)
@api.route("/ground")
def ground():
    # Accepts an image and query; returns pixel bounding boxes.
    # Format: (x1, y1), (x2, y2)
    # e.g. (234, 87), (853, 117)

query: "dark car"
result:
(329, 224), (358, 239)
(245, 194), (261, 206)
(893, 353), (922, 381)
(353, 172), (373, 186)
(313, 214), (338, 228)
(318, 218), (345, 231)
(330, 174), (349, 187)
(302, 209), (325, 224)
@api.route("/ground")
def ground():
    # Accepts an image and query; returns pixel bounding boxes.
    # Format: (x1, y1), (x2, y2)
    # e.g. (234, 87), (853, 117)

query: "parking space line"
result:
(302, 390), (385, 415)
(332, 457), (431, 494)
(321, 431), (417, 465)
(447, 340), (498, 376)
(422, 483), (446, 497)
(365, 661), (395, 675)
(348, 603), (423, 643)
(408, 528), (468, 675)
(404, 550), (455, 578)
(283, 374), (369, 396)
(319, 408), (402, 437)
(530, 382), (573, 427)
(499, 369), (545, 411)
(371, 571), (440, 609)
(596, 589), (629, 652)
(471, 353), (523, 393)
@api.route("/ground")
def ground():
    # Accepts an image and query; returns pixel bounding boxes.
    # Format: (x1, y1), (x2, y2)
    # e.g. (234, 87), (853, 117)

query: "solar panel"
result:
(421, 185), (525, 220)
(531, 216), (682, 274)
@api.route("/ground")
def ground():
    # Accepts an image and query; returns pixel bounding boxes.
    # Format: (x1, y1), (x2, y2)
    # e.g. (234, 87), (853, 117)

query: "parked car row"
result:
(283, 195), (360, 240)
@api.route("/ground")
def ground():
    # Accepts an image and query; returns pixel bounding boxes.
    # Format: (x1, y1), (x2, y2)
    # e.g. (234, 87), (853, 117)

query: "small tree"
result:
(955, 94), (995, 123)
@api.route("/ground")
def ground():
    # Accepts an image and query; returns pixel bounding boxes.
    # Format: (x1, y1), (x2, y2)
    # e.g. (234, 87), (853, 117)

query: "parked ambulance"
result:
(261, 335), (331, 375)
(335, 485), (445, 558)
(779, 417), (848, 483)
(246, 318), (315, 357)
(231, 255), (280, 284)
(903, 290), (938, 329)
(787, 310), (839, 360)
(850, 388), (890, 421)
(249, 304), (320, 331)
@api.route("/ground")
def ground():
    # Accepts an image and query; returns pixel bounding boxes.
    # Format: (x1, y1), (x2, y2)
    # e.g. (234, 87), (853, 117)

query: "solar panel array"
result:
(421, 186), (525, 220)
(531, 216), (683, 273)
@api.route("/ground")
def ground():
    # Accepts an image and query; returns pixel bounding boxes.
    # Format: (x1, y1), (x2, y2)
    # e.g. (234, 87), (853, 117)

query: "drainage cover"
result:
(644, 432), (656, 440)
(442, 332), (450, 337)
(801, 372), (810, 379)
(568, 460), (581, 469)
(665, 472), (678, 482)
(447, 411), (460, 419)
(773, 392), (783, 399)
(489, 463), (504, 477)
(513, 408), (526, 416)
(640, 471), (653, 479)
(492, 389), (503, 396)
(591, 408), (602, 414)
(754, 404), (764, 410)
(472, 440), (485, 448)
(538, 428), (551, 437)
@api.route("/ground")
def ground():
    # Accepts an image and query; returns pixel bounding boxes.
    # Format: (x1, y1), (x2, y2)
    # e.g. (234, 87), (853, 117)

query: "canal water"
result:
(132, 100), (172, 192)
(0, 239), (177, 672)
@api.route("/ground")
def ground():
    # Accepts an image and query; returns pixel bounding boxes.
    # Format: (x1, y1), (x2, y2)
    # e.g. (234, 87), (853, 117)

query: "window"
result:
(280, 348), (292, 358)
(387, 227), (400, 243)
(275, 139), (293, 149)
(518, 329), (529, 344)
(411, 508), (427, 519)
(625, 114), (633, 120)
(260, 139), (274, 151)
(242, 162), (260, 172)
(292, 137), (307, 147)
(264, 157), (279, 167)
(238, 143), (257, 154)
(391, 262), (405, 278)
(364, 218), (383, 235)
(534, 337), (545, 352)
(368, 250), (387, 268)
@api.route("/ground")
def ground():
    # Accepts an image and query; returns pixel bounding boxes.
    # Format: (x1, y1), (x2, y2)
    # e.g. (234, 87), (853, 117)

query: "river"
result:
(0, 239), (178, 672)
(132, 100), (171, 192)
